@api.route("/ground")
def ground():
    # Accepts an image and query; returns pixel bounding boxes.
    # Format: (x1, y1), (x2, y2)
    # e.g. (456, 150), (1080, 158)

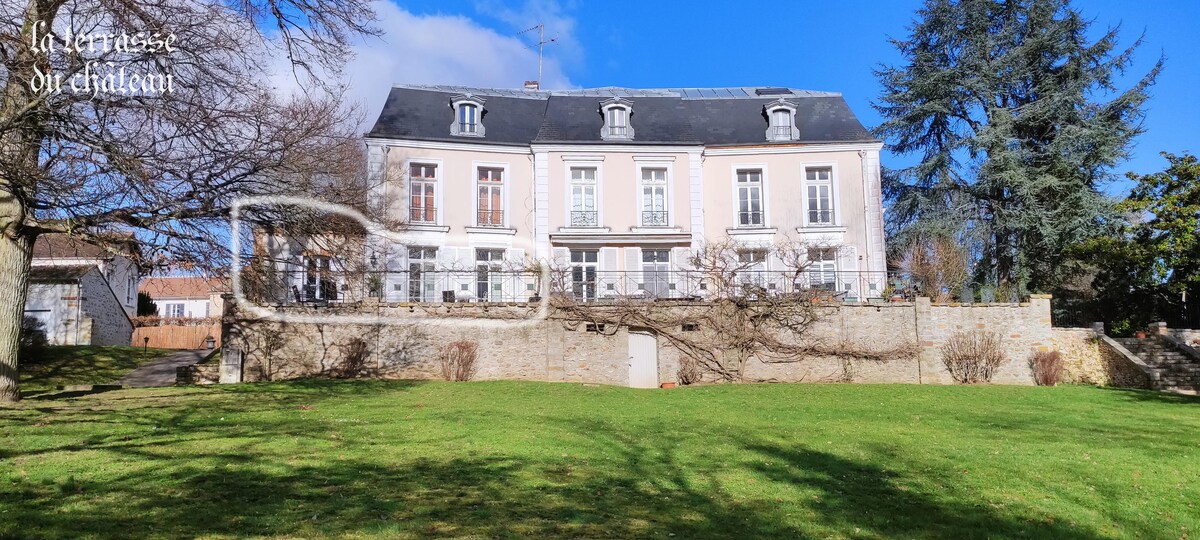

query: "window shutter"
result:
(671, 247), (691, 297)
(552, 247), (570, 268)
(600, 247), (619, 298)
(624, 247), (642, 295)
(837, 245), (860, 301)
(508, 248), (526, 266)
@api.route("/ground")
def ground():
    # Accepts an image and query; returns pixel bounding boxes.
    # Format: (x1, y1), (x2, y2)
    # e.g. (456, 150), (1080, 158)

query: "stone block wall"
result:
(1167, 328), (1200, 348)
(1052, 328), (1150, 388)
(221, 295), (1062, 387)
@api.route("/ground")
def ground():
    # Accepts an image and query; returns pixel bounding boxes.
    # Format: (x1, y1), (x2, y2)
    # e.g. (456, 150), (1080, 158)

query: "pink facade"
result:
(355, 85), (887, 302)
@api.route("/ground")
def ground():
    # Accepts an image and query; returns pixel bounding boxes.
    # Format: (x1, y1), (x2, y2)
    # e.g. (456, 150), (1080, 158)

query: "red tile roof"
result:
(139, 276), (230, 300)
(32, 233), (138, 260)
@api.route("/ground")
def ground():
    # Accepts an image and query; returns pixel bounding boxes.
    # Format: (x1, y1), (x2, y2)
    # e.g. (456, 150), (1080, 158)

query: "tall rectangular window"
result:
(475, 248), (505, 301)
(805, 168), (834, 225)
(302, 255), (336, 301)
(409, 164), (437, 223)
(736, 169), (764, 226)
(459, 104), (478, 134)
(477, 168), (504, 226)
(771, 109), (791, 139)
(606, 107), (628, 137)
(407, 246), (438, 302)
(806, 247), (837, 290)
(641, 249), (671, 298)
(738, 249), (768, 286)
(570, 167), (598, 227)
(641, 168), (668, 226)
(570, 250), (598, 300)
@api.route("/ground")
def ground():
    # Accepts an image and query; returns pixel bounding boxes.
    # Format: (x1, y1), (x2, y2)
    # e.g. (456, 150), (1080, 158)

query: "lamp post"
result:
(143, 335), (149, 353)
(204, 335), (216, 350)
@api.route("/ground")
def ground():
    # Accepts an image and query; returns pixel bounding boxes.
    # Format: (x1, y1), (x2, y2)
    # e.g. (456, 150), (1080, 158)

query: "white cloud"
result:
(269, 1), (575, 130)
(474, 0), (584, 67)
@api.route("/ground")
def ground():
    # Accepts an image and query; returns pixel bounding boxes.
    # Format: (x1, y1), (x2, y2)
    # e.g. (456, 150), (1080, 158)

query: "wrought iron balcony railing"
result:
(409, 206), (436, 224)
(569, 210), (599, 227)
(245, 267), (901, 306)
(807, 209), (835, 225)
(737, 211), (765, 227)
(476, 209), (504, 227)
(641, 211), (669, 227)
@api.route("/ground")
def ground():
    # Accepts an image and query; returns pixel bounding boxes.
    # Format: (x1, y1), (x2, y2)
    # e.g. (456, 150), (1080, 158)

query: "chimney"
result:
(524, 80), (540, 91)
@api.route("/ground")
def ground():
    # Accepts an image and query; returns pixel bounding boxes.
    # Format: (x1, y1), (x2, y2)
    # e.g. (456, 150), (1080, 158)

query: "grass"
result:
(18, 346), (173, 392)
(1, 381), (1198, 539)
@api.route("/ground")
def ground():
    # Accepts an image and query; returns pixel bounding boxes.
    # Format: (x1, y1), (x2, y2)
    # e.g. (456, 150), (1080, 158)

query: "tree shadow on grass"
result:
(1089, 385), (1200, 405)
(0, 386), (1152, 539)
(740, 441), (1110, 539)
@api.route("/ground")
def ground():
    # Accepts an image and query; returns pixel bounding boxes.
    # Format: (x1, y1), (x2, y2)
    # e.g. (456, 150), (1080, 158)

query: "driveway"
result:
(117, 350), (209, 388)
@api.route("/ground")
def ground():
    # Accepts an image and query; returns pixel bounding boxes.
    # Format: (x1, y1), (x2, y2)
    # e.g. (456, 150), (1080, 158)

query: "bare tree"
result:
(550, 239), (915, 382)
(892, 235), (969, 303)
(0, 0), (380, 401)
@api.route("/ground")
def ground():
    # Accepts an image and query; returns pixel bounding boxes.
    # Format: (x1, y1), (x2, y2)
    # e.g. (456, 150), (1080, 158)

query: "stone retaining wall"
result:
(220, 296), (1058, 387)
(1051, 328), (1150, 388)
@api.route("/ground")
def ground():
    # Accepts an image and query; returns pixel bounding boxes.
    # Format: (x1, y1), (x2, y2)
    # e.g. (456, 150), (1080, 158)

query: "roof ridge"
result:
(391, 84), (841, 100)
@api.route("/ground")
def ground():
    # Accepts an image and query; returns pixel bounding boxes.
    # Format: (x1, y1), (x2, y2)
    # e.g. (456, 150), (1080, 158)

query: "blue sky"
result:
(348, 0), (1198, 194)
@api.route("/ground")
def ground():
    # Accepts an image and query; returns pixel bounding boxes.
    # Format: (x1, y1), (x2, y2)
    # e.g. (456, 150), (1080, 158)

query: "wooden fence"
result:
(131, 319), (221, 350)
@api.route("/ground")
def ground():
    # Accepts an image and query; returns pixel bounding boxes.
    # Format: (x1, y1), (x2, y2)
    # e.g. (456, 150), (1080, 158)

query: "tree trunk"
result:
(0, 231), (32, 402)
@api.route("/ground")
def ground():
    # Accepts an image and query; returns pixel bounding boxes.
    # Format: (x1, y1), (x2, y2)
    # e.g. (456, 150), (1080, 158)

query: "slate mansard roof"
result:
(367, 85), (876, 146)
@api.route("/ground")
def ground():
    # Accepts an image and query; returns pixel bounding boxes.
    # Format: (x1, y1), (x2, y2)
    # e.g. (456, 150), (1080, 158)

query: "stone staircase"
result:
(1114, 337), (1200, 394)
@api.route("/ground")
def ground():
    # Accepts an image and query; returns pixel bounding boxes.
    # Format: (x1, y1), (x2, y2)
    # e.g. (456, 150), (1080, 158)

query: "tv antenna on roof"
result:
(519, 23), (557, 90)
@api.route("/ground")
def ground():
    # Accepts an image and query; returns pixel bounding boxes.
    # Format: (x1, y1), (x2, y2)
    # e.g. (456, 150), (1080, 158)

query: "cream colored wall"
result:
(382, 145), (535, 237)
(702, 149), (871, 252)
(546, 151), (691, 232)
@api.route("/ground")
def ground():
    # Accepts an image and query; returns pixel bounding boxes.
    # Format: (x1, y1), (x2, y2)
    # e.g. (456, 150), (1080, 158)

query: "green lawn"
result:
(1, 381), (1197, 539)
(19, 346), (172, 392)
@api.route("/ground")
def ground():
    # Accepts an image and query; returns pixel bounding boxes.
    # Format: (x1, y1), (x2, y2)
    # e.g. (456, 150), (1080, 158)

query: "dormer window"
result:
(764, 98), (799, 142)
(449, 94), (486, 137)
(599, 97), (634, 141)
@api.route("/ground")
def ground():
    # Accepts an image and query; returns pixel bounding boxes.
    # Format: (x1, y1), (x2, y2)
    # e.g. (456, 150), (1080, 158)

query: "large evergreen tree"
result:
(875, 0), (1161, 299)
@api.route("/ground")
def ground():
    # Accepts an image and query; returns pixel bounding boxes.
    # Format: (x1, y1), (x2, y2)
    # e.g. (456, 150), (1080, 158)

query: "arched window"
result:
(449, 94), (486, 137)
(599, 97), (635, 140)
(764, 98), (798, 141)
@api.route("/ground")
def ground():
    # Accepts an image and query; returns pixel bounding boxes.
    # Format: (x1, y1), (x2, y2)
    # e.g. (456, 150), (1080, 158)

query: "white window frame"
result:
(126, 274), (135, 304)
(764, 98), (798, 142)
(737, 248), (769, 286)
(164, 303), (185, 317)
(599, 97), (635, 141)
(562, 157), (604, 228)
(730, 164), (769, 228)
(449, 94), (486, 137)
(637, 165), (671, 227)
(474, 248), (506, 301)
(405, 158), (443, 225)
(569, 249), (599, 300)
(640, 249), (672, 297)
(801, 163), (841, 228)
(472, 161), (509, 228)
(407, 246), (439, 302)
(806, 247), (839, 290)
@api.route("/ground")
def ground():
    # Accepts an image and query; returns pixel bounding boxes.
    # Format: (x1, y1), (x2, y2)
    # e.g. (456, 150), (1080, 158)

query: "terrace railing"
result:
(247, 269), (903, 306)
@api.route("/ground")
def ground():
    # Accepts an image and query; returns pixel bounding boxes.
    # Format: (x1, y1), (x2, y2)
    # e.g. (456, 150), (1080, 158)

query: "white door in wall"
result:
(627, 331), (658, 389)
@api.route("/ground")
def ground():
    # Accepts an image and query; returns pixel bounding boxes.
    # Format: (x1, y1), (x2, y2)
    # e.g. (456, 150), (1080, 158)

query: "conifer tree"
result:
(875, 0), (1161, 298)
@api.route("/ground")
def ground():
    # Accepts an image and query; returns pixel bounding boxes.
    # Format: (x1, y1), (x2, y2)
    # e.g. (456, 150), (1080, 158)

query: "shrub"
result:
(1030, 350), (1064, 386)
(678, 357), (702, 385)
(941, 331), (1006, 383)
(330, 338), (372, 378)
(440, 340), (478, 382)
